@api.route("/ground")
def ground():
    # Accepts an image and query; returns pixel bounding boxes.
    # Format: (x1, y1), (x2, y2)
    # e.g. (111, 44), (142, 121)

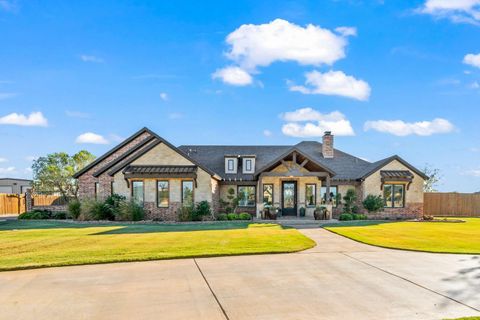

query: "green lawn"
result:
(324, 218), (480, 254)
(0, 220), (315, 271)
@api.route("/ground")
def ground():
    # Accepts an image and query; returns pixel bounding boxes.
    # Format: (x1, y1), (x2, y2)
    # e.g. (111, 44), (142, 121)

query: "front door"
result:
(282, 181), (297, 216)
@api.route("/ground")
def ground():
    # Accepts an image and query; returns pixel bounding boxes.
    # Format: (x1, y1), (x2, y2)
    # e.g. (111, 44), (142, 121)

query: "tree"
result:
(421, 164), (441, 192)
(32, 150), (95, 200)
(342, 188), (358, 214)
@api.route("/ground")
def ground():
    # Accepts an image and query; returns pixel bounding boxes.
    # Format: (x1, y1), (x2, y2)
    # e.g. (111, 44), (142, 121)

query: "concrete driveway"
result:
(0, 228), (479, 320)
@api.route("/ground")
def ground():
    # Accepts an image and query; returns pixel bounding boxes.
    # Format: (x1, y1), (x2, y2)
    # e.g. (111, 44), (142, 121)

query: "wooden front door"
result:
(282, 181), (297, 216)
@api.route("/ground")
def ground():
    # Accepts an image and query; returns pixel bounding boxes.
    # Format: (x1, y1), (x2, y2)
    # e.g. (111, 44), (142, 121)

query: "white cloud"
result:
(263, 129), (273, 137)
(463, 53), (480, 68)
(160, 92), (168, 101)
(224, 19), (351, 71)
(0, 111), (48, 127)
(80, 55), (104, 63)
(289, 70), (371, 101)
(335, 26), (357, 37)
(0, 166), (16, 175)
(470, 81), (480, 89)
(212, 66), (253, 86)
(281, 108), (355, 137)
(417, 0), (480, 24)
(465, 169), (480, 177)
(75, 132), (109, 144)
(65, 110), (90, 118)
(364, 118), (455, 136)
(0, 157), (7, 163)
(0, 92), (17, 100)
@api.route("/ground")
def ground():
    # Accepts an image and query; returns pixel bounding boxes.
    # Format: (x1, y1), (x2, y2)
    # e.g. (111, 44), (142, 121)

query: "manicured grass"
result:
(0, 220), (315, 271)
(444, 317), (480, 320)
(324, 218), (480, 254)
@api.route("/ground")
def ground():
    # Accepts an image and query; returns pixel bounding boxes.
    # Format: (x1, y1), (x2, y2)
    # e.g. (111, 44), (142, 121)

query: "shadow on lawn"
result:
(92, 222), (256, 235)
(0, 220), (280, 234)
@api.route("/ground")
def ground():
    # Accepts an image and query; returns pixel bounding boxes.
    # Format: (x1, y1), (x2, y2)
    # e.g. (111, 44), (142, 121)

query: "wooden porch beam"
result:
(299, 159), (309, 168)
(259, 172), (329, 178)
(292, 152), (297, 164)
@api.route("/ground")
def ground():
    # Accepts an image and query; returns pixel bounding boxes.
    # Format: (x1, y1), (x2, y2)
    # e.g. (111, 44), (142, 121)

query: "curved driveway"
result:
(0, 228), (479, 320)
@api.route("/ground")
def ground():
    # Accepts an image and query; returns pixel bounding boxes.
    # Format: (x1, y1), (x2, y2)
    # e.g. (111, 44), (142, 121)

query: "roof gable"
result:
(358, 155), (428, 180)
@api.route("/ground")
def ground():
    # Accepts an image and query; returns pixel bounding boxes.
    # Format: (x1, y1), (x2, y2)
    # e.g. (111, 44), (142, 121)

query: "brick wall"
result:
(77, 131), (152, 199)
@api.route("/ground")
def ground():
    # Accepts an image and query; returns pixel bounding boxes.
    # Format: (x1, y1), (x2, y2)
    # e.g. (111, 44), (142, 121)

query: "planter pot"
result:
(314, 209), (325, 220)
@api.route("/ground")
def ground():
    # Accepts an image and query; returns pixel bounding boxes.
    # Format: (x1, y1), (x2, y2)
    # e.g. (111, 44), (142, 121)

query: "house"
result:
(0, 178), (32, 194)
(74, 127), (427, 220)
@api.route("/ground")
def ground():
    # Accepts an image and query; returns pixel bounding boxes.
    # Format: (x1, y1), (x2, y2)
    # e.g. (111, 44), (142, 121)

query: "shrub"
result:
(18, 210), (51, 220)
(104, 194), (126, 218)
(117, 201), (145, 221)
(238, 212), (251, 220)
(91, 201), (113, 220)
(51, 211), (68, 220)
(352, 214), (367, 220)
(68, 200), (82, 219)
(362, 194), (384, 213)
(227, 213), (238, 220)
(177, 205), (194, 222)
(78, 199), (101, 221)
(192, 201), (211, 221)
(216, 213), (228, 221)
(339, 213), (354, 221)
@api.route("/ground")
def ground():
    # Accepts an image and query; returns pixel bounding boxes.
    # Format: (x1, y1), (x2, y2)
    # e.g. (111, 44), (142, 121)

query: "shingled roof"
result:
(179, 141), (375, 181)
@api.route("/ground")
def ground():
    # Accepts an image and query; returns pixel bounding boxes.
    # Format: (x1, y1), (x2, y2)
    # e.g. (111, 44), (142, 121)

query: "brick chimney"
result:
(322, 131), (334, 158)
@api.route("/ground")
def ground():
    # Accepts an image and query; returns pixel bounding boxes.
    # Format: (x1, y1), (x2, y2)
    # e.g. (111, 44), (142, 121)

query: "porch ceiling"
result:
(254, 148), (335, 178)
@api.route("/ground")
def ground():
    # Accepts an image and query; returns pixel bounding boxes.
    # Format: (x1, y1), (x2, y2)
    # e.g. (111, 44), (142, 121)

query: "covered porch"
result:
(254, 149), (335, 219)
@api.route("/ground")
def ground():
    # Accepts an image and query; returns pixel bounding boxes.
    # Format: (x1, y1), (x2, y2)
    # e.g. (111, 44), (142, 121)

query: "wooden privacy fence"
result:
(0, 194), (65, 215)
(424, 192), (480, 217)
(0, 194), (26, 215)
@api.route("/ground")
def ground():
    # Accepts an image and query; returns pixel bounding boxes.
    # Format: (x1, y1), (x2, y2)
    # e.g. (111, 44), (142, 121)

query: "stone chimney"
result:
(322, 131), (334, 158)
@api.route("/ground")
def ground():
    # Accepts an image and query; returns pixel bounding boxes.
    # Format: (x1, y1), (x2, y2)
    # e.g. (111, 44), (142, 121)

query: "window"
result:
(245, 159), (252, 171)
(132, 181), (144, 204)
(94, 182), (99, 199)
(306, 184), (316, 207)
(157, 181), (169, 208)
(111, 181), (115, 196)
(384, 184), (404, 208)
(263, 184), (273, 205)
(242, 157), (255, 174)
(238, 186), (256, 207)
(182, 180), (194, 205)
(321, 186), (338, 207)
(225, 157), (237, 174)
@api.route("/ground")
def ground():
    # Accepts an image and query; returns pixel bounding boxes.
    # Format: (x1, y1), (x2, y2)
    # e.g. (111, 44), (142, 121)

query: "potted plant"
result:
(314, 206), (328, 220)
(299, 206), (306, 217)
(263, 204), (272, 219)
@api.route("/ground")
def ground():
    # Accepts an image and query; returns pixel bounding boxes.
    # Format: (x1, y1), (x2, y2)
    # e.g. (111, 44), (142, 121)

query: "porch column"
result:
(325, 175), (331, 220)
(325, 175), (331, 204)
(256, 179), (262, 219)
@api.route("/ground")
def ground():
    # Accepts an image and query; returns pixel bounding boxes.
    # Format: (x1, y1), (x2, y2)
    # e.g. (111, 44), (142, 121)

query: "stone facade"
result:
(75, 128), (425, 221)
(76, 132), (220, 221)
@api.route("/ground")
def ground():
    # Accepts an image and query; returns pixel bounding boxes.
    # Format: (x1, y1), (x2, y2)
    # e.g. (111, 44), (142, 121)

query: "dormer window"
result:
(225, 157), (237, 174)
(243, 157), (255, 174)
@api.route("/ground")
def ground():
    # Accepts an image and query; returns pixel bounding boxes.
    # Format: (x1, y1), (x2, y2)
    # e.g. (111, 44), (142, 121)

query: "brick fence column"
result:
(25, 189), (33, 212)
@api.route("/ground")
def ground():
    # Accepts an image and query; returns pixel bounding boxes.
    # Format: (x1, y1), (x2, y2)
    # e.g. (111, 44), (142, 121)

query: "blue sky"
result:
(0, 0), (479, 192)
